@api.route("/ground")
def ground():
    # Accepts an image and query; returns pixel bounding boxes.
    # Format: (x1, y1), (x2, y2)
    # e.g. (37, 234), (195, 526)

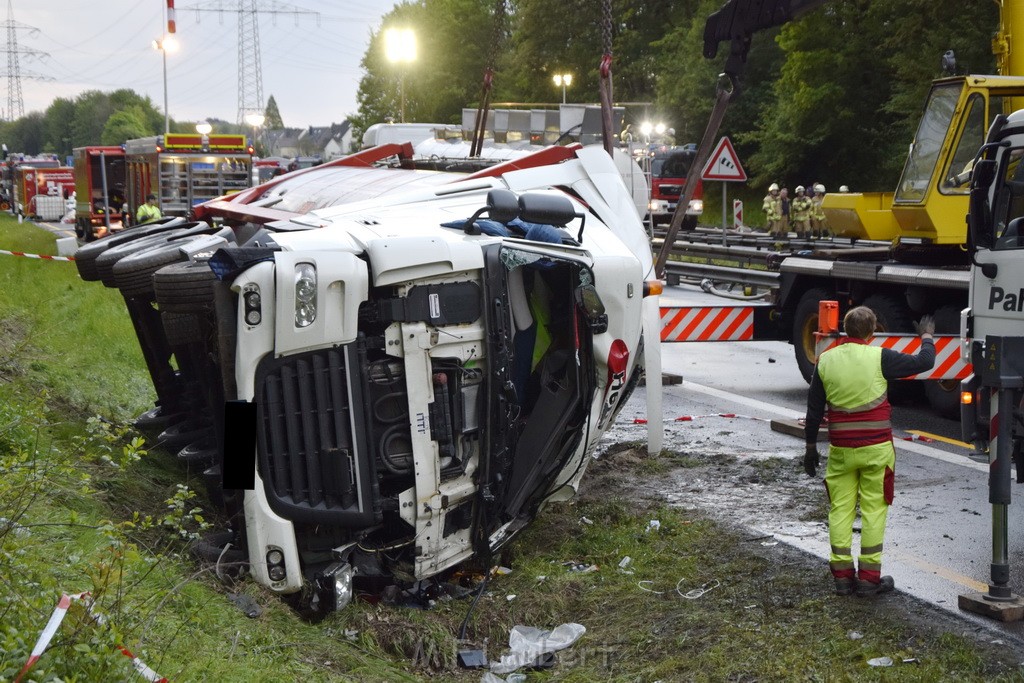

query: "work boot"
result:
(834, 577), (855, 596)
(856, 575), (894, 597)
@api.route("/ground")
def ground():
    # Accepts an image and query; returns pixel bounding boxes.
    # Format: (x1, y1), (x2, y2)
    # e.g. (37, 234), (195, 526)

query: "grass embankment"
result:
(0, 217), (1019, 681)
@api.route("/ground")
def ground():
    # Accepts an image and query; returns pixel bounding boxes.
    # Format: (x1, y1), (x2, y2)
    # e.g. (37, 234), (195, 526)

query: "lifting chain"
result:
(598, 0), (615, 155)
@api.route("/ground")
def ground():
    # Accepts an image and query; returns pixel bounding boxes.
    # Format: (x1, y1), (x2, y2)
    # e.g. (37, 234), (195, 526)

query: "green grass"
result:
(0, 216), (1021, 681)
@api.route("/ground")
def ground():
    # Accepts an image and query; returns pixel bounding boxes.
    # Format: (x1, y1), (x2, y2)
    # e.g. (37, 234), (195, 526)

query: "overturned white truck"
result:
(74, 142), (661, 613)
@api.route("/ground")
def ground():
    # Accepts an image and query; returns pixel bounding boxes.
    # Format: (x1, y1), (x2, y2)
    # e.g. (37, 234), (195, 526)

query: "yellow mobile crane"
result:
(659, 0), (1024, 419)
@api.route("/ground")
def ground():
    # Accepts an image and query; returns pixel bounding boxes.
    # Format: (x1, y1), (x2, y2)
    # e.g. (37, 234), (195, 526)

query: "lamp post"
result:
(384, 28), (416, 123)
(196, 121), (212, 152)
(244, 113), (265, 154)
(553, 73), (573, 104)
(152, 35), (178, 135)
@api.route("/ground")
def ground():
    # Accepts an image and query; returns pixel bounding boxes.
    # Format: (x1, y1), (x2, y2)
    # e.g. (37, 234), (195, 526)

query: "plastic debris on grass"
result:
(489, 623), (587, 674)
(867, 657), (894, 667)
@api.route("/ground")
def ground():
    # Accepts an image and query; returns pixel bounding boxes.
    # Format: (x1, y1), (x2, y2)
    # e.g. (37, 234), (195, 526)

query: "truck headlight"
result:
(294, 263), (317, 328)
(243, 283), (262, 326)
(687, 199), (704, 215)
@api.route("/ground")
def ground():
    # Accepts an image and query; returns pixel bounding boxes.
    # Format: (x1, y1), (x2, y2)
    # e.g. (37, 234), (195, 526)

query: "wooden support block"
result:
(958, 592), (1024, 622)
(639, 372), (683, 387)
(771, 418), (827, 441)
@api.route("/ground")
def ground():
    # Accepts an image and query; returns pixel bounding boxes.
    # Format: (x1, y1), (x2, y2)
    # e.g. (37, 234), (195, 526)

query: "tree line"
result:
(0, 89), (258, 160)
(352, 0), (998, 191)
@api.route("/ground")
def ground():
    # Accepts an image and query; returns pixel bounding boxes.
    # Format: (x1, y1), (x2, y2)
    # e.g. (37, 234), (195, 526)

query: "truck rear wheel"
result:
(792, 287), (829, 383)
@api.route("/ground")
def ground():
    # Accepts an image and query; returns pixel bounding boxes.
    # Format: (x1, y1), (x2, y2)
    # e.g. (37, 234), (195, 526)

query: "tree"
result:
(101, 107), (153, 145)
(43, 98), (76, 156)
(264, 95), (284, 128)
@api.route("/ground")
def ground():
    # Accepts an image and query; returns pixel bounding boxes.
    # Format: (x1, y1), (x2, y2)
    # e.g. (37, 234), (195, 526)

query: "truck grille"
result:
(255, 346), (379, 526)
(659, 184), (682, 197)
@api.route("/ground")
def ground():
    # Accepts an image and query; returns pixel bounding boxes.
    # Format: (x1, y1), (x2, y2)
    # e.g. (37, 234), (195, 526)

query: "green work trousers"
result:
(824, 441), (895, 582)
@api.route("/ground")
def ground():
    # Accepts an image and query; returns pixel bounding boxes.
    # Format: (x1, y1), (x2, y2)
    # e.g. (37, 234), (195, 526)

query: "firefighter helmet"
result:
(795, 185), (805, 194)
(768, 183), (779, 192)
(814, 183), (825, 194)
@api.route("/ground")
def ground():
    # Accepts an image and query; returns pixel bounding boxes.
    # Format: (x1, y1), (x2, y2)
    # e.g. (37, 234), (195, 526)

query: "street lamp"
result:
(152, 35), (178, 135)
(384, 28), (416, 123)
(553, 73), (572, 104)
(196, 122), (212, 151)
(244, 112), (264, 153)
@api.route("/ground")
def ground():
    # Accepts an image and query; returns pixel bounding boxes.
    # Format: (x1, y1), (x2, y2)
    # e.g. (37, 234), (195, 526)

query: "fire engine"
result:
(124, 133), (253, 223)
(73, 146), (127, 241)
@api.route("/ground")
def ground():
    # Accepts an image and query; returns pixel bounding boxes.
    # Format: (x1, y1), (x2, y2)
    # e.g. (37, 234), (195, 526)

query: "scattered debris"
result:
(227, 592), (262, 618)
(867, 657), (894, 667)
(761, 541), (778, 547)
(646, 519), (661, 533)
(618, 556), (634, 574)
(490, 623), (587, 675)
(847, 631), (863, 640)
(677, 578), (720, 599)
(903, 658), (920, 664)
(580, 516), (594, 525)
(768, 357), (776, 363)
(506, 595), (517, 602)
(565, 562), (599, 573)
(494, 566), (513, 576)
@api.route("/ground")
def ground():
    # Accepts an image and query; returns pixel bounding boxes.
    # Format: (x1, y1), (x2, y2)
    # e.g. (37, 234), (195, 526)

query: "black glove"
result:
(804, 444), (820, 477)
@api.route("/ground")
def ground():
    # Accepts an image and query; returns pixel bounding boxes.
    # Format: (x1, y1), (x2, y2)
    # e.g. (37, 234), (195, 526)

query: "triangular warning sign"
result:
(701, 136), (747, 182)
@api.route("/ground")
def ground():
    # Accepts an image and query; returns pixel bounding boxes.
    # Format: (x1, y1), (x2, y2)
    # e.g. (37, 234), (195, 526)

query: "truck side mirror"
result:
(518, 193), (576, 227)
(486, 189), (519, 223)
(968, 158), (995, 251)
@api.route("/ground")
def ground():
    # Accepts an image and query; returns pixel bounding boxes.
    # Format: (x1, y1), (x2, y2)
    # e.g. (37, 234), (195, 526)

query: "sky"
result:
(6, 0), (398, 128)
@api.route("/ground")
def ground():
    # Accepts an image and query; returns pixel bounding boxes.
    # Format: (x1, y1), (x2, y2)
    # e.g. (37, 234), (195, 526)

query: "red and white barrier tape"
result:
(15, 591), (167, 683)
(0, 248), (75, 262)
(632, 413), (770, 425)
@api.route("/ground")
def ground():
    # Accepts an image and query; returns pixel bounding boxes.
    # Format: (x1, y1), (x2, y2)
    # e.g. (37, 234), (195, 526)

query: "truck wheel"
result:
(75, 223), (184, 282)
(792, 287), (830, 383)
(114, 239), (195, 298)
(154, 260), (218, 313)
(923, 305), (961, 419)
(862, 293), (918, 404)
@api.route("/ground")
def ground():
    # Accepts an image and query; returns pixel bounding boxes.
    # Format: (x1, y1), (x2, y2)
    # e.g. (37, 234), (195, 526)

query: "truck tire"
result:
(95, 232), (183, 287)
(113, 239), (197, 298)
(161, 311), (206, 347)
(154, 260), (218, 313)
(923, 305), (961, 419)
(792, 287), (830, 383)
(74, 219), (189, 281)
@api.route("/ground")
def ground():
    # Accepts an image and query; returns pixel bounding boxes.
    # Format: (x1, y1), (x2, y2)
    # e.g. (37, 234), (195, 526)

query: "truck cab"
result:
(823, 76), (1024, 244)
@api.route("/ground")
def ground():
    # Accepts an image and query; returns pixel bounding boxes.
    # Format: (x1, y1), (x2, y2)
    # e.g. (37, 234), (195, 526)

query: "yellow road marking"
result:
(908, 430), (972, 450)
(890, 550), (989, 592)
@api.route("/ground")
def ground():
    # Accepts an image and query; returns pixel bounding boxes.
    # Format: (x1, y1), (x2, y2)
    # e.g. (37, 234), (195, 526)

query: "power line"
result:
(181, 0), (319, 123)
(0, 0), (51, 120)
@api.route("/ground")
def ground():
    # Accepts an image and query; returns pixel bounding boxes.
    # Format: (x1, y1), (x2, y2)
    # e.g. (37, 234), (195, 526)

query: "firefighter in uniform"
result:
(810, 183), (827, 239)
(791, 185), (813, 239)
(804, 306), (935, 597)
(763, 183), (780, 235)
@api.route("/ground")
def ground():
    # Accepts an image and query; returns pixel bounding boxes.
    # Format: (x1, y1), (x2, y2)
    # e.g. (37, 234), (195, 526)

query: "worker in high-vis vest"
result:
(804, 306), (935, 597)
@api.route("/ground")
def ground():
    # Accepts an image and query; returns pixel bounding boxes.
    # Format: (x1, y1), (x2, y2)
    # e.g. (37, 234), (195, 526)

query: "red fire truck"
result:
(124, 133), (253, 223)
(73, 146), (127, 241)
(11, 161), (75, 221)
(646, 144), (704, 226)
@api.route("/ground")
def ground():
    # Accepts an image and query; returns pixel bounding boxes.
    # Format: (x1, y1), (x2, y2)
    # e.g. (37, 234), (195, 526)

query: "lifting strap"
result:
(471, 0), (508, 157)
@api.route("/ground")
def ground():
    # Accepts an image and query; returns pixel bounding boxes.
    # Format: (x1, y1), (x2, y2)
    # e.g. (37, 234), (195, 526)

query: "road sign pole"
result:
(722, 183), (727, 245)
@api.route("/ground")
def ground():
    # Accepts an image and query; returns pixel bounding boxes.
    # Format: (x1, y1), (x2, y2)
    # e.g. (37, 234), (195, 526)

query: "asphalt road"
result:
(633, 281), (1024, 644)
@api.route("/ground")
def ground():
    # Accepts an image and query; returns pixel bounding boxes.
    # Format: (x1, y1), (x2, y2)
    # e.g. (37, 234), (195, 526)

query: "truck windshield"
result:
(895, 84), (961, 203)
(992, 145), (1024, 250)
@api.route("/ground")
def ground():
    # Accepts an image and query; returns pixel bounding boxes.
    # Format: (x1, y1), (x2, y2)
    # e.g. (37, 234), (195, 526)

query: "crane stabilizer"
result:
(655, 0), (829, 277)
